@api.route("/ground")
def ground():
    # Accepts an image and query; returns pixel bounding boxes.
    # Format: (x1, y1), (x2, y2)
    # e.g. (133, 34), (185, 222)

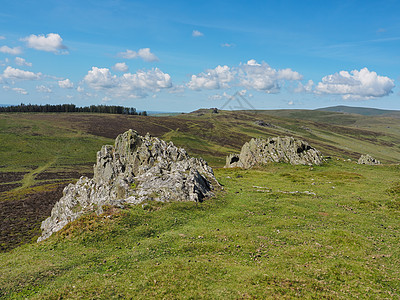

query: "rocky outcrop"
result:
(357, 154), (381, 165)
(38, 129), (218, 242)
(225, 136), (323, 168)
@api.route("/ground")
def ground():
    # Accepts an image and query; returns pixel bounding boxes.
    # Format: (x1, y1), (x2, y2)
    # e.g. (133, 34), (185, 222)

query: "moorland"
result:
(0, 108), (399, 298)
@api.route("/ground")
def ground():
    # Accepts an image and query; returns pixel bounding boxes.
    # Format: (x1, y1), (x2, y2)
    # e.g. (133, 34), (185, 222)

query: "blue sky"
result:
(1, 0), (400, 112)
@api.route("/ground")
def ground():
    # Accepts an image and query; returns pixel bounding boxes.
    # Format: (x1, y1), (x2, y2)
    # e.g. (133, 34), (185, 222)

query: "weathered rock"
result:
(225, 136), (323, 168)
(357, 154), (381, 165)
(38, 129), (218, 242)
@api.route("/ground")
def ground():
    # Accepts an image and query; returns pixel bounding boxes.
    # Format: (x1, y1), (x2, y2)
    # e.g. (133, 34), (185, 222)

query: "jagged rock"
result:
(225, 136), (323, 168)
(357, 154), (381, 165)
(38, 129), (218, 242)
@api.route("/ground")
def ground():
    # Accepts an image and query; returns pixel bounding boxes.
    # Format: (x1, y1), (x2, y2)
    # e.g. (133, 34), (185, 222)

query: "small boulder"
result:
(357, 154), (381, 165)
(225, 136), (323, 168)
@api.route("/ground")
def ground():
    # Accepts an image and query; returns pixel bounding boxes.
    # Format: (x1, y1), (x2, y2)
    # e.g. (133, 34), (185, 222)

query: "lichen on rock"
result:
(38, 129), (218, 242)
(225, 136), (323, 168)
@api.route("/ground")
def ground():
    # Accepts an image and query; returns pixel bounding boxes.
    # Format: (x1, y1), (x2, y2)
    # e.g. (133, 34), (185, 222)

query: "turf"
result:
(1, 109), (400, 298)
(0, 161), (399, 298)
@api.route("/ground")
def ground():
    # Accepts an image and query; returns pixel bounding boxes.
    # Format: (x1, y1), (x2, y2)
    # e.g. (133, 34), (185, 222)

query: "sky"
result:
(1, 0), (400, 112)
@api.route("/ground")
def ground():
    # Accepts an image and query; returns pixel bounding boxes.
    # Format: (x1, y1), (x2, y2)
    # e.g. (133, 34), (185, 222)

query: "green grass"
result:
(1, 110), (400, 298)
(1, 161), (399, 299)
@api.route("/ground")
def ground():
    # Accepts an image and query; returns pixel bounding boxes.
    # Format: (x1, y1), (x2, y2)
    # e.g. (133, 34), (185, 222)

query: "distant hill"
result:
(316, 105), (400, 117)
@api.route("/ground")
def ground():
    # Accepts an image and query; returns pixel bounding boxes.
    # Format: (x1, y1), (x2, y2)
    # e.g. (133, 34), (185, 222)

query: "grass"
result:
(1, 110), (400, 298)
(1, 160), (399, 298)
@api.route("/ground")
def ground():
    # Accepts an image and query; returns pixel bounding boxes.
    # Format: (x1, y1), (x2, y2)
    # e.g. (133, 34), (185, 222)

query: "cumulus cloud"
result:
(2, 66), (41, 80)
(0, 46), (22, 55)
(117, 48), (158, 62)
(15, 57), (32, 67)
(113, 62), (129, 72)
(77, 86), (84, 93)
(188, 60), (302, 93)
(36, 85), (52, 93)
(3, 86), (28, 94)
(315, 68), (395, 99)
(21, 33), (68, 53)
(294, 80), (314, 93)
(187, 65), (234, 90)
(192, 30), (204, 37)
(221, 43), (235, 47)
(83, 66), (172, 98)
(238, 60), (302, 93)
(58, 78), (74, 89)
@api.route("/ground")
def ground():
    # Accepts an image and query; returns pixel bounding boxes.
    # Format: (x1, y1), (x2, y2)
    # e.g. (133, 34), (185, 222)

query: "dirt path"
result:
(17, 158), (57, 190)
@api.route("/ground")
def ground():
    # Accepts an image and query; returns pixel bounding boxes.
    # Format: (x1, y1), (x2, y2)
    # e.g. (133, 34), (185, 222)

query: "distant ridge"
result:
(316, 105), (400, 116)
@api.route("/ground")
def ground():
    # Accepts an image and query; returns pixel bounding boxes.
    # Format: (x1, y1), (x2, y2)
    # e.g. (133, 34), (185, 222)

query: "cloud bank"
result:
(188, 60), (303, 93)
(83, 66), (172, 98)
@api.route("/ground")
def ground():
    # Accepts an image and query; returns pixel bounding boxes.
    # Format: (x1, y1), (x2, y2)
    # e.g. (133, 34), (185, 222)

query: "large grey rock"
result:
(38, 130), (218, 242)
(225, 136), (323, 168)
(357, 154), (381, 165)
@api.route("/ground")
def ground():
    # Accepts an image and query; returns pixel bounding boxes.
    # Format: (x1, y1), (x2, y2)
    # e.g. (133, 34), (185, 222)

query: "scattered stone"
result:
(38, 129), (219, 242)
(225, 136), (323, 168)
(357, 154), (381, 165)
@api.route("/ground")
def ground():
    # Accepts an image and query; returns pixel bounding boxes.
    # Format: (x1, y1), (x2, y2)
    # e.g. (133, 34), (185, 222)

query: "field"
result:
(0, 109), (400, 298)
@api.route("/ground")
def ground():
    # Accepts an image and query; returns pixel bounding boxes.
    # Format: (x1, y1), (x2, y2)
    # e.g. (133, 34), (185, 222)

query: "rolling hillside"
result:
(0, 109), (399, 298)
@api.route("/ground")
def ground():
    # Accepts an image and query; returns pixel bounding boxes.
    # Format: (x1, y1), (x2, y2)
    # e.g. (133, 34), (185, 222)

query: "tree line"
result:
(0, 103), (147, 115)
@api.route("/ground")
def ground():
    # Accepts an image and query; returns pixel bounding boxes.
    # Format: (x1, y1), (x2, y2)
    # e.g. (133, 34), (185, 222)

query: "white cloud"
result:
(192, 30), (204, 37)
(77, 86), (84, 92)
(3, 86), (28, 95)
(188, 60), (303, 93)
(58, 78), (74, 89)
(36, 85), (52, 93)
(238, 60), (302, 92)
(83, 66), (172, 98)
(221, 43), (235, 47)
(208, 92), (230, 100)
(113, 62), (129, 72)
(15, 57), (32, 67)
(21, 33), (68, 53)
(117, 48), (158, 62)
(315, 68), (395, 99)
(288, 100), (294, 105)
(0, 46), (22, 55)
(187, 65), (234, 90)
(294, 80), (314, 93)
(0, 36), (5, 40)
(66, 95), (73, 99)
(2, 66), (41, 80)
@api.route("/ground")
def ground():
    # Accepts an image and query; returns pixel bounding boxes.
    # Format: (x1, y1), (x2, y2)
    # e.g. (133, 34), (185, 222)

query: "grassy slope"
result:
(1, 161), (399, 298)
(1, 110), (400, 298)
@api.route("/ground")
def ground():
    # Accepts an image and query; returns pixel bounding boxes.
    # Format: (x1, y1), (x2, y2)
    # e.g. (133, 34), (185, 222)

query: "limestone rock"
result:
(225, 136), (323, 168)
(357, 154), (381, 165)
(38, 129), (218, 242)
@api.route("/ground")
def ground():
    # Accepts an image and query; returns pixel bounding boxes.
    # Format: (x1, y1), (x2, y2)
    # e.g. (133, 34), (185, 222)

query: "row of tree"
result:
(0, 103), (147, 115)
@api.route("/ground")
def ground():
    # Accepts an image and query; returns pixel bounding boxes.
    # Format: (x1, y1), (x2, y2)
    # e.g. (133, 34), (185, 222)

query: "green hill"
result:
(316, 105), (400, 117)
(1, 110), (400, 298)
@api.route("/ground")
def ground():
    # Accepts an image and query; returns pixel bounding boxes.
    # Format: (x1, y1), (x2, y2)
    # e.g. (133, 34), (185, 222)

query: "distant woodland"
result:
(0, 103), (147, 115)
